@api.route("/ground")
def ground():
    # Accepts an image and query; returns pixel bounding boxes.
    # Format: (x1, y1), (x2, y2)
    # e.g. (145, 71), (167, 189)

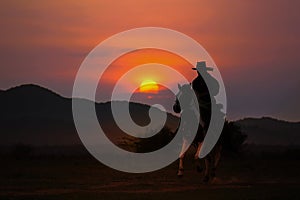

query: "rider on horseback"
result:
(174, 61), (223, 182)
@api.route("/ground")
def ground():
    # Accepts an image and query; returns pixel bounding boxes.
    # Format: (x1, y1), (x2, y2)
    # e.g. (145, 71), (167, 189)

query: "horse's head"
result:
(173, 84), (194, 113)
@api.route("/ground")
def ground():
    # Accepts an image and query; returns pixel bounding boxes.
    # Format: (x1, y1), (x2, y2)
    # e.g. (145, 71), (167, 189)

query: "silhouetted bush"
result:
(118, 126), (175, 153)
(135, 127), (175, 153)
(118, 121), (247, 155)
(221, 121), (247, 154)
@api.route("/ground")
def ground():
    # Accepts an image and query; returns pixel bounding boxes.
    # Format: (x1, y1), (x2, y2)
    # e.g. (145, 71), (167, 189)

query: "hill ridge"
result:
(1, 84), (299, 146)
(236, 116), (300, 124)
(0, 83), (180, 146)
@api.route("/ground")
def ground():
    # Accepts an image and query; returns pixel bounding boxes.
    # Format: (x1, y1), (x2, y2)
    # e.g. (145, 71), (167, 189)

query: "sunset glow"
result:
(139, 80), (159, 93)
(0, 0), (299, 120)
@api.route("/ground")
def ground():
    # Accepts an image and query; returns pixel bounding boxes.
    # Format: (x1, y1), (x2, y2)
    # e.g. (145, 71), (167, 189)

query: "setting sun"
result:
(139, 80), (159, 93)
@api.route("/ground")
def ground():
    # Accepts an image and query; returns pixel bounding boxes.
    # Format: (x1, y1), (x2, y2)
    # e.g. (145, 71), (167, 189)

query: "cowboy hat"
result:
(192, 61), (213, 71)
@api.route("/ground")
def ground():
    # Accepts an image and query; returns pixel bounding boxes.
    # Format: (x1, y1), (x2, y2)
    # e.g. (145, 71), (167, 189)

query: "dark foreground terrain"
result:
(1, 85), (300, 199)
(1, 153), (300, 200)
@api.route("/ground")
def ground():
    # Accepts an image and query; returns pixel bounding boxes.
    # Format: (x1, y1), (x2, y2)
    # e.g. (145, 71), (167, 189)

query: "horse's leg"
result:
(195, 142), (204, 173)
(194, 142), (202, 159)
(178, 139), (188, 177)
(211, 144), (222, 178)
(178, 153), (185, 177)
(203, 154), (212, 183)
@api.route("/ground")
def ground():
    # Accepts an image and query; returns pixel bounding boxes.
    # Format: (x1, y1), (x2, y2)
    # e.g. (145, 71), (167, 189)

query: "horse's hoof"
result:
(177, 169), (184, 177)
(196, 166), (203, 173)
(211, 171), (216, 178)
(210, 177), (217, 184)
(177, 171), (184, 177)
(202, 176), (209, 183)
(210, 168), (216, 178)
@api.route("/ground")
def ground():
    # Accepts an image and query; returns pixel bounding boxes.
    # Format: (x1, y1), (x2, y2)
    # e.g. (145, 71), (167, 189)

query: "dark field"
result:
(1, 153), (300, 200)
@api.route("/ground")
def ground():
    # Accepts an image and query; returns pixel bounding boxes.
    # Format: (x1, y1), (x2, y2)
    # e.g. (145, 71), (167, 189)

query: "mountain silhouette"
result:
(0, 84), (75, 146)
(0, 84), (299, 147)
(0, 84), (179, 146)
(236, 117), (300, 145)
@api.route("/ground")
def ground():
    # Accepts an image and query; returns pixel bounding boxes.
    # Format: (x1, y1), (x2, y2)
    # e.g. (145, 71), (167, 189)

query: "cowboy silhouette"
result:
(191, 61), (220, 131)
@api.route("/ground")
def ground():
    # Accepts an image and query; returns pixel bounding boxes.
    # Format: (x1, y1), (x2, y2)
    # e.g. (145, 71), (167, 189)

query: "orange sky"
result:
(96, 48), (195, 105)
(0, 0), (300, 120)
(101, 49), (194, 87)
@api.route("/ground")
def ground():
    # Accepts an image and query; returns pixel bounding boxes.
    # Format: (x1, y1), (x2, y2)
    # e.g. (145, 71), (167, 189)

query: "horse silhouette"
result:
(173, 62), (223, 183)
